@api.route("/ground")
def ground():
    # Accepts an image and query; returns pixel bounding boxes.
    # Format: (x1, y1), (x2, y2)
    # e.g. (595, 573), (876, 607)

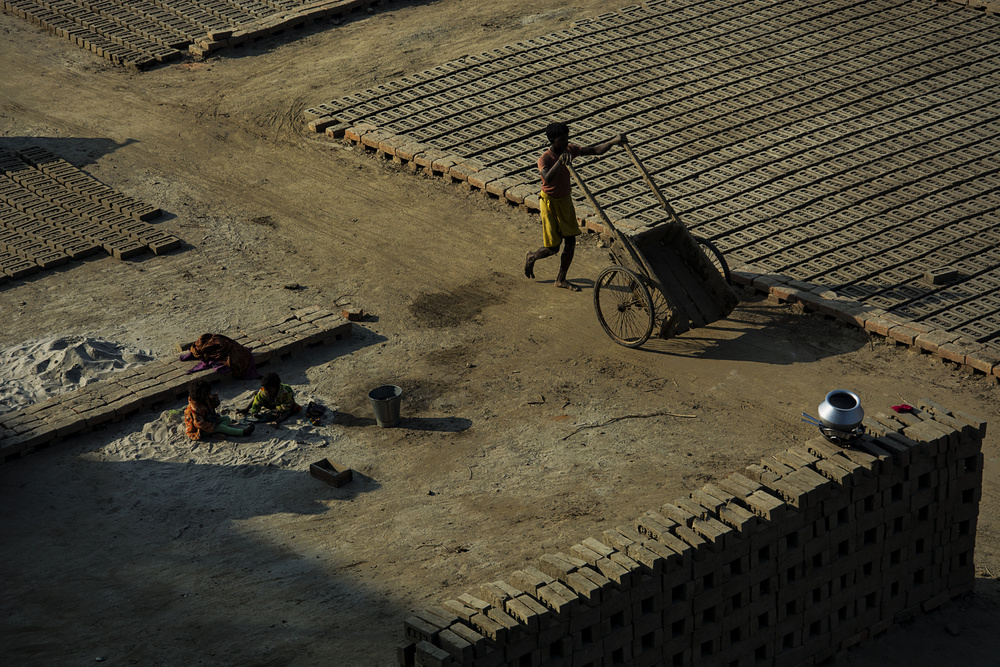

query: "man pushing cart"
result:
(524, 121), (738, 348)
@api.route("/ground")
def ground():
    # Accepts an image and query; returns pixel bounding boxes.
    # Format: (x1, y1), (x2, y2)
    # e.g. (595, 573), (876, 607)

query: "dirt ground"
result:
(1, 1), (998, 665)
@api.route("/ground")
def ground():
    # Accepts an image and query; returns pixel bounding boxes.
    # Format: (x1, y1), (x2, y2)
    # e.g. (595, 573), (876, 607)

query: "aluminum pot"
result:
(818, 390), (864, 430)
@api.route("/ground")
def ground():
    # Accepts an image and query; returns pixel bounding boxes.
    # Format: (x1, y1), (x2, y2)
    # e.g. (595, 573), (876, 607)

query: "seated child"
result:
(184, 379), (254, 440)
(246, 373), (301, 420)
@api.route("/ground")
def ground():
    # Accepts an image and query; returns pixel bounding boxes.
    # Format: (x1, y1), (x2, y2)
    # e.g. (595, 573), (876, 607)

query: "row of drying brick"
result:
(732, 269), (1000, 379)
(299, 0), (852, 127)
(0, 306), (352, 462)
(302, 0), (992, 161)
(0, 146), (179, 282)
(400, 402), (984, 666)
(2, 0), (323, 68)
(2, 0), (180, 68)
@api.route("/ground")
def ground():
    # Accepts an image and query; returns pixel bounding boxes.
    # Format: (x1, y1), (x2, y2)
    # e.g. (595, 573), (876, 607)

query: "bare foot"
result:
(555, 281), (581, 292)
(524, 251), (535, 279)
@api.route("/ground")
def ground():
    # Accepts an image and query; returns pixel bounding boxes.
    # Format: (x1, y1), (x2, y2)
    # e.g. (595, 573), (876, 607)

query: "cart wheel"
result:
(694, 236), (731, 284)
(594, 266), (655, 348)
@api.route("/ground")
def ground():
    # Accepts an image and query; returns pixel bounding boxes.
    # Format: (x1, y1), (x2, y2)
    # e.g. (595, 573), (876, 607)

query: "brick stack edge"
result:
(399, 402), (984, 667)
(0, 307), (352, 462)
(729, 269), (1000, 382)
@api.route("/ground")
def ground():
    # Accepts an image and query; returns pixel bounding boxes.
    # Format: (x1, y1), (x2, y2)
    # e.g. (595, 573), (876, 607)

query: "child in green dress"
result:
(246, 372), (301, 421)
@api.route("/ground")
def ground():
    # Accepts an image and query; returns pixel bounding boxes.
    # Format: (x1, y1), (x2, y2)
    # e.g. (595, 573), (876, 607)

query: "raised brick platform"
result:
(306, 0), (1000, 354)
(0, 146), (179, 283)
(0, 306), (351, 462)
(399, 402), (984, 666)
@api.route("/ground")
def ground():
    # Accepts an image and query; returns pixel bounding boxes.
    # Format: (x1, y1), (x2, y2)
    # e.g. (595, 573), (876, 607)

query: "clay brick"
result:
(676, 496), (710, 521)
(570, 543), (604, 566)
(914, 329), (960, 355)
(582, 537), (614, 559)
(745, 463), (781, 486)
(937, 337), (981, 365)
(814, 458), (853, 486)
(658, 502), (696, 527)
(446, 163), (473, 182)
(414, 639), (451, 667)
(835, 448), (873, 476)
(964, 344), (999, 375)
(466, 168), (504, 191)
(594, 556), (632, 588)
(536, 582), (578, 615)
(564, 571), (601, 604)
(344, 122), (377, 143)
(886, 324), (919, 345)
(745, 490), (787, 522)
(691, 517), (731, 551)
(470, 612), (507, 643)
(307, 116), (338, 133)
(699, 483), (737, 506)
(804, 436), (846, 460)
(442, 599), (478, 622)
(718, 502), (759, 534)
(538, 553), (578, 581)
(950, 409), (987, 439)
(502, 596), (540, 632)
(430, 155), (457, 174)
(625, 543), (666, 573)
(635, 513), (676, 542)
(324, 123), (350, 139)
(509, 568), (553, 597)
(403, 616), (440, 645)
(447, 623), (488, 656)
(646, 530), (694, 565)
(770, 475), (811, 509)
(437, 628), (473, 663)
(720, 472), (762, 497)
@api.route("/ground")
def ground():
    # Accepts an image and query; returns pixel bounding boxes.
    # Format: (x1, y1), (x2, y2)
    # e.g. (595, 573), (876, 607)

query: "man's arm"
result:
(580, 133), (627, 156)
(540, 157), (565, 186)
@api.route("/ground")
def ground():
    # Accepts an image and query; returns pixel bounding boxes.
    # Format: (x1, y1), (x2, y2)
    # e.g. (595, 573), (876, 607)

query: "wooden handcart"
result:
(568, 143), (739, 348)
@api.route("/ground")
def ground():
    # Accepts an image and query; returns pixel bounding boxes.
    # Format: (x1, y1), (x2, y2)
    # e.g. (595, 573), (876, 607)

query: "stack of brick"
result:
(0, 146), (179, 281)
(0, 307), (351, 462)
(398, 402), (984, 666)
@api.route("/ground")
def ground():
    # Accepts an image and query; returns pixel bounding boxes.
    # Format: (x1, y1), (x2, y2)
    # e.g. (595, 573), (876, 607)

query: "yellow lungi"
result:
(539, 191), (581, 248)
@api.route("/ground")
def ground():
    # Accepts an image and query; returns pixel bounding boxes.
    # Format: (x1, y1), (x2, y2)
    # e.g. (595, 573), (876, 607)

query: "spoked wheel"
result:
(594, 266), (655, 348)
(693, 236), (731, 284)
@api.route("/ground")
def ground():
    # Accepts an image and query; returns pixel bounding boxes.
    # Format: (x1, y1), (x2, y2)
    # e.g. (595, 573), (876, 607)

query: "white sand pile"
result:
(0, 336), (154, 414)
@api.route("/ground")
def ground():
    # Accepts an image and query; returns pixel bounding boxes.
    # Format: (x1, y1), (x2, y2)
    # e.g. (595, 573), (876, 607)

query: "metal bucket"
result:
(368, 385), (402, 427)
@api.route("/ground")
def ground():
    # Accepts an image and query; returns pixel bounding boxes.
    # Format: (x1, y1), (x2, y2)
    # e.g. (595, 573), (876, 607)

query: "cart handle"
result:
(565, 161), (651, 280)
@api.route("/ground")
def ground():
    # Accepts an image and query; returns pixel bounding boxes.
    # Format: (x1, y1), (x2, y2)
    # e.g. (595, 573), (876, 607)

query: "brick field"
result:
(306, 0), (1000, 347)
